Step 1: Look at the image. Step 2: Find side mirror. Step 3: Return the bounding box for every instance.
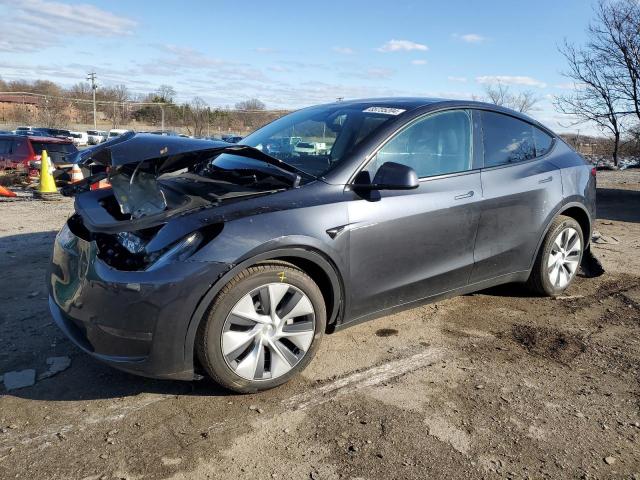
[352,161,419,190]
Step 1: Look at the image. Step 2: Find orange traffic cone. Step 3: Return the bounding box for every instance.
[0,185,17,197]
[90,178,111,190]
[70,164,84,183]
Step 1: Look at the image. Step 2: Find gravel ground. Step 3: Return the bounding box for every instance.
[0,171,639,479]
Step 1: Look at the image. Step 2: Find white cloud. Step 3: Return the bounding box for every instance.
[0,0,136,52]
[333,46,355,55]
[268,65,290,73]
[476,75,547,88]
[411,59,427,65]
[346,67,395,80]
[255,47,277,54]
[454,33,486,44]
[448,76,468,82]
[377,39,428,52]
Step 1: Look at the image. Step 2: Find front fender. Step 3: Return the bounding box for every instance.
[182,242,347,372]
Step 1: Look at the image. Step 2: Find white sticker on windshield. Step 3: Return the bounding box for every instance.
[363,106,406,115]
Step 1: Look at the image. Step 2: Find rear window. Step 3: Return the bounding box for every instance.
[87,130,98,135]
[31,141,77,163]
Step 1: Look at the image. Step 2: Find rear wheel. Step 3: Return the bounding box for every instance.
[196,263,326,393]
[527,215,584,297]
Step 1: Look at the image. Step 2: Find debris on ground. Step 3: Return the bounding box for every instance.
[2,369,36,391]
[37,356,72,380]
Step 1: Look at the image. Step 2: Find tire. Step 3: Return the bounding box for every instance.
[196,262,326,393]
[527,215,584,297]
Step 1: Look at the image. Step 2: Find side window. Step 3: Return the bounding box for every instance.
[0,140,11,155]
[481,111,535,166]
[366,110,473,178]
[481,111,555,167]
[533,126,553,156]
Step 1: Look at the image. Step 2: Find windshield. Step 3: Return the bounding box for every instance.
[224,105,400,177]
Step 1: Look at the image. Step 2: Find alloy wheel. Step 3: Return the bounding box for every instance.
[221,283,316,381]
[547,227,581,289]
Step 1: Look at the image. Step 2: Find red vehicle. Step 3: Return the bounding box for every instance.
[0,134,78,172]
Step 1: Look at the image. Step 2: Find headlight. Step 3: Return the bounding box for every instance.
[145,232,203,271]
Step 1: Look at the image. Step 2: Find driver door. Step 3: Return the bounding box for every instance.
[345,109,482,320]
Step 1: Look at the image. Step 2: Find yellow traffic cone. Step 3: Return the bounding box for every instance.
[36,149,60,200]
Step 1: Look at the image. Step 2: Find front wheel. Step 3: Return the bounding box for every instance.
[196,263,326,393]
[527,215,584,297]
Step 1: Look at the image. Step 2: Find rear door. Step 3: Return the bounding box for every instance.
[470,110,561,283]
[346,109,483,319]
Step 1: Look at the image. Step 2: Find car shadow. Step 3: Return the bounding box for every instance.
[0,230,232,401]
[2,184,631,401]
[596,187,640,223]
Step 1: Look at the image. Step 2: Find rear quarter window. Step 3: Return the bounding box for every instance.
[533,127,553,156]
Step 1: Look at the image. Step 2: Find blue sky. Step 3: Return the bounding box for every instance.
[0,0,596,131]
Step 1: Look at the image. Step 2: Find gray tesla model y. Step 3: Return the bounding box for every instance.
[48,98,596,392]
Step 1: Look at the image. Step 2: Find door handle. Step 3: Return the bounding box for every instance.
[539,176,553,184]
[454,190,474,200]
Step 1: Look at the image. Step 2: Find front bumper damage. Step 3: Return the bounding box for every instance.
[48,216,229,380]
[48,133,303,379]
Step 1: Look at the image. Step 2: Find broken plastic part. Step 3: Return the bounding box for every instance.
[117,232,147,254]
[110,171,167,219]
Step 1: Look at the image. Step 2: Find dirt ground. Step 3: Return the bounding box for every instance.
[0,170,639,480]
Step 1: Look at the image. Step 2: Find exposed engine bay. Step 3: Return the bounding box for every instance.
[64,132,308,271]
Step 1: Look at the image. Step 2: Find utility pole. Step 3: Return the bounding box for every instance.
[87,72,97,129]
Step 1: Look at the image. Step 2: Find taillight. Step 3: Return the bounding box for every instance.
[591,167,597,177]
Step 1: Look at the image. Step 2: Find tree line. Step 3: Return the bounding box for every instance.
[0,78,282,136]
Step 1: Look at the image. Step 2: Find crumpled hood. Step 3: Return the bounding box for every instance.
[75,131,303,176]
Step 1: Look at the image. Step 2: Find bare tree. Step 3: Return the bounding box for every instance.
[588,0,640,122]
[184,97,209,137]
[235,98,265,111]
[101,84,130,128]
[483,83,539,113]
[555,42,624,165]
[155,85,176,104]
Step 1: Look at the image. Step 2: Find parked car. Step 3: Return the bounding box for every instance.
[49,98,595,393]
[22,128,74,140]
[108,128,129,139]
[0,134,78,170]
[86,130,107,145]
[70,131,89,147]
[221,134,243,143]
[293,141,317,155]
[14,127,36,136]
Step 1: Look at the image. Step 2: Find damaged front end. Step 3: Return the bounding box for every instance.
[63,132,300,272]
